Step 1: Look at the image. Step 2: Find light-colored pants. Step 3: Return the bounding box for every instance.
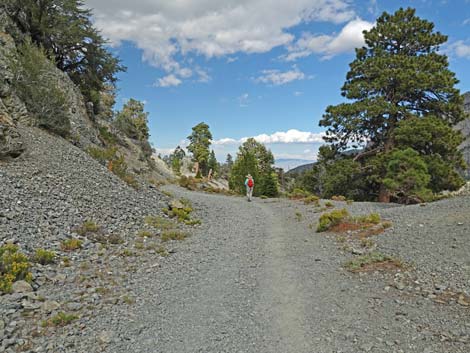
[246,186,253,201]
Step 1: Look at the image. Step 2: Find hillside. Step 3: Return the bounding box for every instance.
[0,10,173,185]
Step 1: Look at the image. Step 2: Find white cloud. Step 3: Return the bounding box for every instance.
[85,0,355,80]
[154,74,182,87]
[212,129,324,145]
[237,93,250,107]
[195,68,211,83]
[294,91,304,96]
[255,67,309,85]
[284,18,374,61]
[153,147,176,156]
[464,18,470,25]
[448,40,470,59]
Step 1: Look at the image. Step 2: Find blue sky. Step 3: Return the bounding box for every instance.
[84,0,470,165]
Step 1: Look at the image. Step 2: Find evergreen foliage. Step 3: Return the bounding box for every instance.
[114,99,149,141]
[187,123,213,177]
[169,146,186,175]
[229,138,279,197]
[2,0,125,110]
[207,150,219,175]
[10,41,70,137]
[318,8,465,202]
[382,148,432,203]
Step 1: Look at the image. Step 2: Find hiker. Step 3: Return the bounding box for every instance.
[245,174,254,202]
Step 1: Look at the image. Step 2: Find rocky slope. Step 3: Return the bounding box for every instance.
[0,125,176,352]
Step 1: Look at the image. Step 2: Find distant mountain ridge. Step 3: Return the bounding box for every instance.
[274,159,315,171]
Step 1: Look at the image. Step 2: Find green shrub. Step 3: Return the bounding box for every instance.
[87,147,139,189]
[122,295,135,304]
[354,213,381,225]
[184,219,201,226]
[324,201,334,208]
[303,195,320,205]
[34,249,56,265]
[331,195,347,201]
[76,220,100,236]
[138,230,153,238]
[62,256,71,267]
[344,252,401,272]
[98,126,118,145]
[179,176,198,190]
[288,188,310,199]
[317,209,350,232]
[10,41,70,137]
[87,146,118,164]
[42,312,78,327]
[161,230,188,242]
[144,216,175,230]
[155,246,169,257]
[61,239,82,251]
[0,244,32,293]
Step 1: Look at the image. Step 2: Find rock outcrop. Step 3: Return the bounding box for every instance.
[0,113,24,160]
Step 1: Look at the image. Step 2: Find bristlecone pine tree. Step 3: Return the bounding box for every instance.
[320,7,465,202]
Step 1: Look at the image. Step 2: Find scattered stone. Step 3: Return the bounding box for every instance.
[11,280,33,293]
[41,300,60,312]
[98,330,113,345]
[458,294,470,306]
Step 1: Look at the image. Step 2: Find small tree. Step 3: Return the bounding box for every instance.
[207,150,219,176]
[229,138,279,197]
[225,154,234,172]
[187,122,212,177]
[114,99,150,141]
[170,146,186,175]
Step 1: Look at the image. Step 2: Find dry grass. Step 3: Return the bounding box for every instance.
[345,252,403,273]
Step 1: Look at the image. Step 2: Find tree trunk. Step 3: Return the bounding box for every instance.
[378,128,395,203]
[378,184,390,203]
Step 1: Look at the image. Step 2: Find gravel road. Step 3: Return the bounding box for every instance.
[102,186,470,353]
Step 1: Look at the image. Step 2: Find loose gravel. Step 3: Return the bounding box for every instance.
[1,127,470,352]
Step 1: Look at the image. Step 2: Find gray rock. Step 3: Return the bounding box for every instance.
[41,300,60,313]
[11,280,33,293]
[65,302,83,311]
[98,330,113,345]
[0,117,24,160]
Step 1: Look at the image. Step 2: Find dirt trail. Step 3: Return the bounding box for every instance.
[103,186,470,353]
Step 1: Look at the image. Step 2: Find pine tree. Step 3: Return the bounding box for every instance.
[169,146,186,175]
[229,138,279,196]
[226,154,234,170]
[319,8,465,202]
[207,150,219,176]
[114,99,150,141]
[187,123,212,177]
